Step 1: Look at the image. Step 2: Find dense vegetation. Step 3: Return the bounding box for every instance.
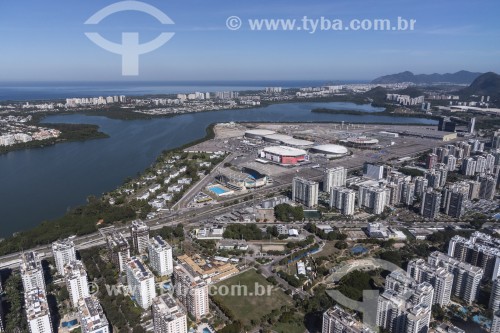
[274,204,304,222]
[80,247,144,331]
[336,270,377,301]
[0,123,108,154]
[0,196,136,255]
[223,224,266,240]
[398,167,425,177]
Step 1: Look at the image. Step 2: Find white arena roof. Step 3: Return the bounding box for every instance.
[262,146,307,157]
[245,129,276,137]
[263,134,294,142]
[346,137,379,145]
[311,144,348,155]
[281,138,315,147]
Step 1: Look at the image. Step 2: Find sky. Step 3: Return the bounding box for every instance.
[0,0,499,81]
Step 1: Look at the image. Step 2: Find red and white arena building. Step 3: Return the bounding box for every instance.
[259,146,308,165]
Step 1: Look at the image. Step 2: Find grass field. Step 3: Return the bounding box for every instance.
[213,269,293,326]
[273,321,307,333]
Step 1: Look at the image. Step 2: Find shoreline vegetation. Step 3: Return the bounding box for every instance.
[0,123,109,154]
[0,123,217,255]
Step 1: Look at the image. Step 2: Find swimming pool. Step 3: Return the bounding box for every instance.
[209,185,229,195]
[203,329,212,333]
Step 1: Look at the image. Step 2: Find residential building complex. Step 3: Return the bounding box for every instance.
[173,265,209,320]
[52,237,77,276]
[105,231,131,273]
[64,260,90,308]
[20,251,46,292]
[329,187,356,216]
[447,232,500,280]
[126,257,156,309]
[152,293,188,333]
[78,296,110,333]
[428,251,483,304]
[292,177,319,208]
[130,219,150,254]
[322,306,374,333]
[420,189,441,219]
[148,235,174,276]
[25,288,53,333]
[324,166,347,193]
[407,259,453,306]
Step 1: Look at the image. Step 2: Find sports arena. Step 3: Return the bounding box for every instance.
[309,144,349,157]
[259,146,308,165]
[341,136,380,148]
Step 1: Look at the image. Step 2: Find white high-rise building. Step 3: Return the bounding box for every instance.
[20,251,46,292]
[490,279,500,311]
[25,288,53,333]
[130,219,150,255]
[428,251,483,304]
[486,154,496,173]
[377,272,433,333]
[461,158,477,176]
[401,181,415,206]
[479,176,496,200]
[358,185,386,215]
[447,232,500,280]
[493,311,500,333]
[445,155,457,172]
[324,167,347,193]
[126,257,156,309]
[329,187,356,216]
[64,260,90,308]
[420,189,441,220]
[148,236,174,276]
[292,177,319,208]
[105,230,130,273]
[405,304,432,333]
[414,176,428,198]
[173,265,209,320]
[52,237,77,276]
[152,293,188,333]
[407,259,453,306]
[78,296,110,333]
[322,306,375,333]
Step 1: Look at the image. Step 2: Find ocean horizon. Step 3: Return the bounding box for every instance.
[0,80,370,101]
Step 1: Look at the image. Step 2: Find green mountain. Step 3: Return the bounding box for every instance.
[460,72,500,98]
[372,70,482,84]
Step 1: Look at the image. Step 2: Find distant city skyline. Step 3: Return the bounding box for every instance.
[0,0,499,81]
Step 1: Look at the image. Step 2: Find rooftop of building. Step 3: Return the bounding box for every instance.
[78,297,109,330]
[21,251,42,272]
[25,288,50,320]
[262,145,307,156]
[150,235,172,251]
[127,257,154,280]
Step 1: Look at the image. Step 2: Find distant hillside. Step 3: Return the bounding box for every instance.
[372,70,482,84]
[460,72,500,98]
